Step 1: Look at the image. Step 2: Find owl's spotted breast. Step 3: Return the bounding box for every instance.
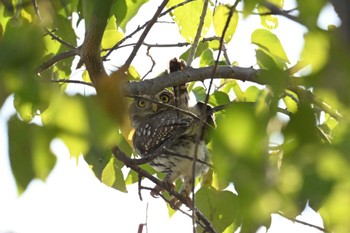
[132,109,192,156]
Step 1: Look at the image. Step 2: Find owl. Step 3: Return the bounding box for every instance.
[129,89,212,206]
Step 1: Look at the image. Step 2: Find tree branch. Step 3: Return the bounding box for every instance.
[186,0,209,66]
[78,0,113,85]
[36,48,79,73]
[262,2,301,24]
[124,65,264,96]
[103,0,194,60]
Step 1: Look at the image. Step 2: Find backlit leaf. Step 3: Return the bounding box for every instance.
[213,4,239,43]
[251,29,289,68]
[8,116,56,193]
[301,31,329,73]
[102,15,124,49]
[196,186,239,233]
[168,0,212,42]
[112,0,149,31]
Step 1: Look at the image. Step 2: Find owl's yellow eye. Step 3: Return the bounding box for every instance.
[159,93,170,103]
[137,100,146,107]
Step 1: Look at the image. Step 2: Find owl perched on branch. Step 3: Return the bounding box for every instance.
[129,59,214,206]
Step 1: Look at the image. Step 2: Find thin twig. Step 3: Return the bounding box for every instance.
[36,48,79,73]
[161,0,194,16]
[187,0,209,67]
[262,2,301,24]
[32,0,76,49]
[103,0,194,60]
[47,79,94,87]
[142,46,156,80]
[121,0,169,72]
[277,212,328,233]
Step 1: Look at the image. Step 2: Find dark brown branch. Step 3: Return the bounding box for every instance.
[78,0,113,84]
[262,2,301,24]
[48,79,94,87]
[121,0,169,72]
[36,48,79,73]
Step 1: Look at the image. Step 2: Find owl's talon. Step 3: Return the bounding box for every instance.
[150,184,163,197]
[169,191,192,209]
[150,182,175,198]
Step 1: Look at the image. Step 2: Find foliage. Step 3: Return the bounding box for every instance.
[1,0,350,232]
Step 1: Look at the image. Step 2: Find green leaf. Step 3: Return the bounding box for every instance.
[300,31,329,73]
[0,18,45,70]
[55,15,76,46]
[41,94,119,158]
[209,91,230,106]
[200,48,214,67]
[192,86,207,102]
[296,0,327,28]
[8,116,56,193]
[256,49,277,69]
[168,0,212,42]
[102,157,127,192]
[242,0,260,17]
[259,10,278,29]
[251,29,289,68]
[85,147,112,180]
[112,0,149,31]
[180,41,209,61]
[196,187,239,233]
[213,4,239,43]
[101,15,124,49]
[283,91,298,113]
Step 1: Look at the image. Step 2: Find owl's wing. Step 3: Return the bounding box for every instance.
[133,112,192,156]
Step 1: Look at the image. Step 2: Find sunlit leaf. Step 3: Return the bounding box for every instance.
[180,41,209,61]
[242,0,260,17]
[8,116,56,193]
[251,29,289,68]
[301,31,329,73]
[168,0,212,42]
[296,0,327,28]
[102,15,124,49]
[213,4,239,43]
[283,91,298,113]
[102,157,127,192]
[200,48,214,67]
[196,186,239,233]
[259,0,284,29]
[112,0,149,31]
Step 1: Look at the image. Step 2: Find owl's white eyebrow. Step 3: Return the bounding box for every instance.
[130,94,198,119]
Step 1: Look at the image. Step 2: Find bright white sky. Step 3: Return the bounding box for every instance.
[0,1,341,233]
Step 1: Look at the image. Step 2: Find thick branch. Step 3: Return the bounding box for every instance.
[124,65,263,95]
[78,0,113,85]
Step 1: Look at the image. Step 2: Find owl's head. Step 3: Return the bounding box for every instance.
[129,90,175,128]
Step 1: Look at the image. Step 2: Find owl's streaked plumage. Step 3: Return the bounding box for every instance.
[129,89,211,205]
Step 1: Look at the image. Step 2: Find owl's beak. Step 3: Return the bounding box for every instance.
[151,103,158,112]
